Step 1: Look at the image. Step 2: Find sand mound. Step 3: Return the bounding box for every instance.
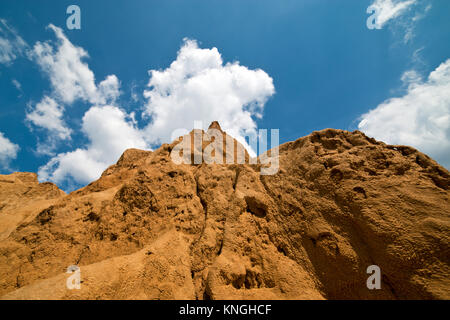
[0,124,448,299]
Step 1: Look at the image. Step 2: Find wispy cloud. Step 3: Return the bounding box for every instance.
[369,0,416,27]
[0,18,28,65]
[11,79,22,91]
[367,0,431,42]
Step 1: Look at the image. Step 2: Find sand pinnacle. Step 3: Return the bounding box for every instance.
[208,121,223,132]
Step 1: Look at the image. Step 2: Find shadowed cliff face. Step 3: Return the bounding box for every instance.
[0,123,449,300]
[0,172,65,241]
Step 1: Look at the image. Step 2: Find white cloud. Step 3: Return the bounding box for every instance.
[28,25,147,186]
[400,70,422,85]
[37,37,275,187]
[130,81,140,103]
[142,39,275,155]
[11,79,22,91]
[0,18,27,65]
[31,24,119,105]
[28,25,147,185]
[358,59,450,169]
[98,75,121,104]
[27,25,122,155]
[39,105,148,185]
[369,0,416,28]
[367,0,432,42]
[26,96,72,140]
[0,132,19,169]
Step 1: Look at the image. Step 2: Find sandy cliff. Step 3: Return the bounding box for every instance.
[0,122,448,299]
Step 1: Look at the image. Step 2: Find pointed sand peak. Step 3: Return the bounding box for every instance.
[208,121,223,132]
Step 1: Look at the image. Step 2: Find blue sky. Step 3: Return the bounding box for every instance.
[0,0,449,191]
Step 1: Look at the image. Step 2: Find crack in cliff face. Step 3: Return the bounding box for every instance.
[190,174,208,251]
[75,245,90,265]
[232,166,241,191]
[382,274,399,299]
[15,266,23,289]
[188,168,232,300]
[189,173,211,299]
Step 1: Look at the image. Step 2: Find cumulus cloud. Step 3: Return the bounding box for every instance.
[142,39,275,155]
[36,37,274,188]
[39,105,148,185]
[31,24,120,105]
[0,18,27,65]
[26,25,147,186]
[0,132,19,169]
[98,75,121,104]
[358,59,450,169]
[26,96,72,140]
[27,25,122,155]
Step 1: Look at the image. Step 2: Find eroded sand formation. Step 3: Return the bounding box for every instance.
[0,122,449,300]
